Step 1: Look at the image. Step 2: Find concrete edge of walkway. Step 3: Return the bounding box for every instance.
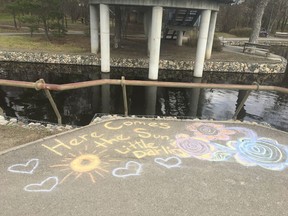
[1,115,287,156]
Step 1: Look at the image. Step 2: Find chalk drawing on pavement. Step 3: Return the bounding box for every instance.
[24,176,59,193]
[6,120,288,197]
[51,148,119,184]
[186,123,236,141]
[176,123,288,171]
[7,159,39,174]
[154,157,182,169]
[176,136,234,162]
[227,137,288,171]
[112,161,143,178]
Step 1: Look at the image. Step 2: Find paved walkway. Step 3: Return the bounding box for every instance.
[223,44,285,62]
[1,118,288,215]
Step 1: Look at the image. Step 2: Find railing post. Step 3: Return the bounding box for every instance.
[36,79,62,125]
[121,76,128,116]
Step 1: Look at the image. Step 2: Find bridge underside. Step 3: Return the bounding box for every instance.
[89,0,227,10]
[89,0,232,78]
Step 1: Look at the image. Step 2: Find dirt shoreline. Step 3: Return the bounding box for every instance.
[0,124,58,152]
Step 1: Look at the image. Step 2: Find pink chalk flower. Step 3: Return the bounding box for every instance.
[186,123,236,141]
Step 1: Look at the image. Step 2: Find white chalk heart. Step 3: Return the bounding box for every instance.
[112,161,142,178]
[7,159,39,174]
[154,157,182,169]
[24,176,59,192]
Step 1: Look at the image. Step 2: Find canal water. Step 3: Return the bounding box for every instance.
[0,59,287,131]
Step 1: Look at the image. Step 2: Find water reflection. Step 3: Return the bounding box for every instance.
[188,77,202,117]
[101,73,111,113]
[235,90,248,121]
[0,62,288,132]
[145,86,157,115]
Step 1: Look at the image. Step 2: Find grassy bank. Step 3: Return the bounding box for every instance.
[0,35,90,53]
[215,32,238,38]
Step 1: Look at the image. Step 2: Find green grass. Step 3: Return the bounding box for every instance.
[0,35,90,53]
[215,32,238,38]
[0,13,14,25]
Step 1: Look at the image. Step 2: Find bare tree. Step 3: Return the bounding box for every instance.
[249,0,270,43]
[114,6,122,48]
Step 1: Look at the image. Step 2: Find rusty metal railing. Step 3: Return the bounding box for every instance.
[1,76,288,124]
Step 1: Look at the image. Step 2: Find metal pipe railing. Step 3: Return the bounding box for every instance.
[1,78,288,94]
[1,77,288,124]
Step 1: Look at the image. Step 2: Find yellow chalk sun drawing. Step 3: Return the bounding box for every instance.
[50,148,119,184]
[70,154,101,173]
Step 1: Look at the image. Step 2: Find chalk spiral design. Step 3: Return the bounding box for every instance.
[237,139,285,164]
[197,125,218,136]
[186,123,236,141]
[177,138,214,159]
[212,151,232,161]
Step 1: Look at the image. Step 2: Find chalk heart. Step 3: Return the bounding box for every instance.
[7,159,39,174]
[24,176,59,193]
[112,161,142,178]
[154,157,182,169]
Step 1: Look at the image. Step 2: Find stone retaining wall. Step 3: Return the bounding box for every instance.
[0,50,286,73]
[222,40,288,47]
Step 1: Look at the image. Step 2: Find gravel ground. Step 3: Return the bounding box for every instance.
[0,113,72,152]
[0,124,58,152]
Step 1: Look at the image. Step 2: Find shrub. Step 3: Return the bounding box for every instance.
[229,28,252,37]
[185,30,198,47]
[212,36,222,52]
[49,22,66,37]
[185,30,222,52]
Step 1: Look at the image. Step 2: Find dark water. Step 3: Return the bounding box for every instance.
[0,60,288,131]
[0,45,287,130]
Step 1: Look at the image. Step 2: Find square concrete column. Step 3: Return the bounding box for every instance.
[90,5,99,54]
[148,6,163,80]
[177,31,183,46]
[100,4,110,72]
[206,11,218,60]
[194,9,211,78]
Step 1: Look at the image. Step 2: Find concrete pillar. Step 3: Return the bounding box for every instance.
[148,6,163,80]
[194,10,211,78]
[90,5,99,54]
[206,11,218,60]
[176,31,183,46]
[100,4,110,72]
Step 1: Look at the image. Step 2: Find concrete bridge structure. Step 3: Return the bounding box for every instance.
[89,0,235,79]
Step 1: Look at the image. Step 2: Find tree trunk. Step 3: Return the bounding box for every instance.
[13,12,18,30]
[267,1,281,33]
[281,17,286,31]
[249,0,270,43]
[43,19,50,41]
[114,6,122,49]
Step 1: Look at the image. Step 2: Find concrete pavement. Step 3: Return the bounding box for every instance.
[1,117,288,216]
[223,45,285,62]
